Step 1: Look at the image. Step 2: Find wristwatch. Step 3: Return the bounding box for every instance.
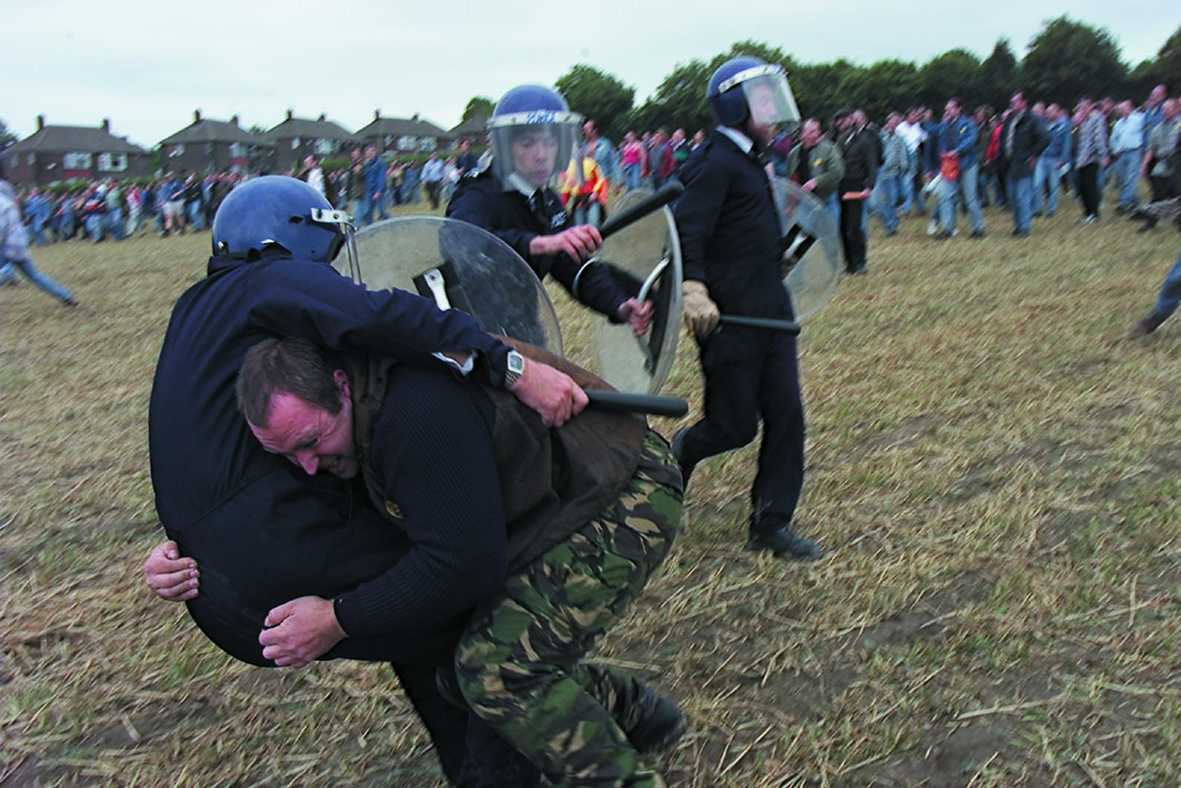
[503,350,526,388]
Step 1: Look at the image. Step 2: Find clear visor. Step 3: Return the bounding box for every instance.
[489,112,581,191]
[740,70,801,131]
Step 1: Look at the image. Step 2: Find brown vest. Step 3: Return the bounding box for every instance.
[345,340,647,573]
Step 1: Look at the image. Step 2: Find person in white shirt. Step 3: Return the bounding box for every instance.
[1110,100,1146,211]
[896,108,927,215]
[302,155,326,198]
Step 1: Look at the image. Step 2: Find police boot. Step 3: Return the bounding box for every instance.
[747,517,823,560]
[625,684,688,754]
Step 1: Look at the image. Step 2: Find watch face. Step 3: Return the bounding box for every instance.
[508,352,525,374]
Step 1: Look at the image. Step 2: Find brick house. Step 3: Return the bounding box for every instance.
[264,111,359,173]
[355,110,451,155]
[0,116,151,186]
[158,110,274,175]
[447,114,489,148]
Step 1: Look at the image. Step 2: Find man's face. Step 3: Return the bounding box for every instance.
[249,376,357,479]
[801,120,821,147]
[582,121,596,141]
[511,128,559,188]
[365,146,377,161]
[944,101,959,120]
[1149,85,1166,106]
[1164,99,1178,120]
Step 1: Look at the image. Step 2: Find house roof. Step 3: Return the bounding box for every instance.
[356,114,450,139]
[448,115,489,139]
[265,114,358,142]
[8,124,147,155]
[160,115,273,147]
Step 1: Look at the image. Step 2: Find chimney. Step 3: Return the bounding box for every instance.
[194,109,202,124]
[230,114,239,126]
[286,109,294,121]
[318,113,326,122]
[412,113,419,121]
[36,114,45,131]
[101,118,111,133]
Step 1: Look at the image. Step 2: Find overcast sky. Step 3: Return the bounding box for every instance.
[1,1,1173,147]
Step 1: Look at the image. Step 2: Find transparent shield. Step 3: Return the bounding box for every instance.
[770,177,842,322]
[589,188,683,394]
[332,216,563,353]
[743,72,801,131]
[489,122,579,192]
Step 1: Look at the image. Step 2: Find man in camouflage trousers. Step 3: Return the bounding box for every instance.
[234,337,686,787]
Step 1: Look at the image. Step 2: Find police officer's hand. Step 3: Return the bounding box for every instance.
[511,359,589,427]
[143,540,199,602]
[618,298,654,335]
[529,225,603,262]
[682,280,720,338]
[260,596,346,668]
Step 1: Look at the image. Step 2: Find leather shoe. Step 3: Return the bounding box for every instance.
[670,427,696,489]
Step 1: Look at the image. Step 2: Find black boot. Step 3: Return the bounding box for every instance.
[747,518,823,560]
[624,684,688,754]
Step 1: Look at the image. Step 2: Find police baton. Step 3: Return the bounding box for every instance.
[598,182,684,240]
[717,314,800,335]
[583,390,688,418]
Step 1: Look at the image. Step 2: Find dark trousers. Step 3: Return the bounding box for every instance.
[426,181,441,210]
[1078,162,1101,218]
[680,328,805,527]
[839,197,866,272]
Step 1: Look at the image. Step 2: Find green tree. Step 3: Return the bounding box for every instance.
[791,60,861,127]
[978,39,1020,110]
[555,65,635,141]
[837,60,920,120]
[918,49,983,109]
[462,96,494,122]
[0,118,17,150]
[627,58,713,135]
[1023,16,1127,105]
[1154,25,1181,95]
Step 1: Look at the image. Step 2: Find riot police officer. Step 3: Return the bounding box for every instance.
[447,84,652,335]
[672,56,823,560]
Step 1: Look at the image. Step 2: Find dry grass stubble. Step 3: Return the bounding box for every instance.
[2,200,1180,786]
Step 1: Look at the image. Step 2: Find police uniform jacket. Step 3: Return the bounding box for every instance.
[149,252,514,665]
[675,129,791,336]
[447,169,630,321]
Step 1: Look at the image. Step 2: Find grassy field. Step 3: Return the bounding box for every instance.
[2,197,1180,787]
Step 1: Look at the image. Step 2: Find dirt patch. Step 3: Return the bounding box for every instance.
[755,665,860,720]
[848,572,995,654]
[948,440,1065,502]
[0,756,96,787]
[80,702,211,750]
[861,415,941,453]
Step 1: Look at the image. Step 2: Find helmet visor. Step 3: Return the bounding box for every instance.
[489,110,582,190]
[731,66,801,131]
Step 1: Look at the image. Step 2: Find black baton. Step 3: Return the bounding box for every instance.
[717,315,801,335]
[599,183,684,240]
[584,390,688,418]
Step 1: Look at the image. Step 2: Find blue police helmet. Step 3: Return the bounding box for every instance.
[211,175,344,263]
[493,84,570,116]
[488,85,583,190]
[708,55,769,127]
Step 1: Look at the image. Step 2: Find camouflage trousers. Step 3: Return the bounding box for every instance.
[454,430,683,787]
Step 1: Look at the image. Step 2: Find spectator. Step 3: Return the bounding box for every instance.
[896,108,927,215]
[1034,103,1071,218]
[869,112,907,236]
[787,118,845,222]
[301,155,326,198]
[581,119,620,186]
[1075,97,1110,224]
[455,138,479,179]
[837,109,877,274]
[422,153,445,210]
[1000,91,1049,237]
[1110,100,1147,212]
[620,131,644,191]
[935,97,985,239]
[1138,98,1180,231]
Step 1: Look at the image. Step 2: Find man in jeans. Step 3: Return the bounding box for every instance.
[1000,92,1049,238]
[1034,104,1071,217]
[0,166,77,306]
[869,112,907,236]
[936,97,986,239]
[1110,100,1146,212]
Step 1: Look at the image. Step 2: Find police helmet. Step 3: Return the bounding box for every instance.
[708,56,801,133]
[488,85,583,191]
[211,175,345,263]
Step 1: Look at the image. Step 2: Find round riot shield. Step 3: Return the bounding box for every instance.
[770,177,842,322]
[333,216,563,354]
[588,188,683,394]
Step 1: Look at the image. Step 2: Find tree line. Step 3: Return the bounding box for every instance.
[463,16,1181,142]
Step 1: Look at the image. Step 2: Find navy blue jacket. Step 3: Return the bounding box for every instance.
[446,170,629,321]
[674,130,790,320]
[149,253,510,665]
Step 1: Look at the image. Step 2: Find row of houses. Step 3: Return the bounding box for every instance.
[1,109,488,187]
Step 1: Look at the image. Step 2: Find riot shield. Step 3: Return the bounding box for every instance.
[587,188,683,394]
[770,177,842,322]
[332,216,563,354]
